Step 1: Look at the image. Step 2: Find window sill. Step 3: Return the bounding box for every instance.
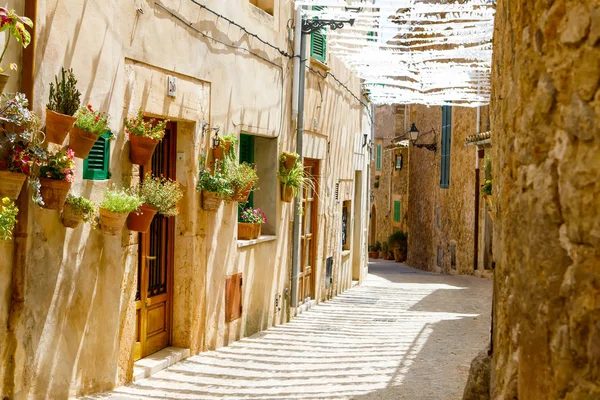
[309,58,330,73]
[237,235,277,248]
[341,250,351,257]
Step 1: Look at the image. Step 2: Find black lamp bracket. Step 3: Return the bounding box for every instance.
[302,18,355,34]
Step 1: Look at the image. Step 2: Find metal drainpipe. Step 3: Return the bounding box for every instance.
[290,19,306,309]
[473,74,482,271]
[291,6,302,121]
[5,0,36,396]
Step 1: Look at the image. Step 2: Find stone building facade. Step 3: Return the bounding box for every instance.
[489,0,600,398]
[0,0,370,398]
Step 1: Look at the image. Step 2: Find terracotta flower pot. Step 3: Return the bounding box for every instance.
[62,204,84,229]
[46,109,76,144]
[212,140,232,160]
[232,184,253,203]
[127,203,158,233]
[99,208,129,236]
[202,191,223,211]
[283,153,299,169]
[0,170,27,200]
[281,184,294,203]
[238,222,261,240]
[39,178,71,210]
[393,248,407,262]
[0,73,8,94]
[69,127,99,158]
[369,251,378,259]
[129,134,159,165]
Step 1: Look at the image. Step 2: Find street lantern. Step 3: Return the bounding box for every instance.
[409,123,419,141]
[212,132,221,148]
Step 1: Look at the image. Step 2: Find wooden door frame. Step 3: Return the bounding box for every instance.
[134,121,177,360]
[300,158,319,303]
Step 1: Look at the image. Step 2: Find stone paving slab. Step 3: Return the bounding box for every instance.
[83,261,492,400]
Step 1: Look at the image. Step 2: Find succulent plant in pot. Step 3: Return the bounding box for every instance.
[62,194,97,229]
[38,148,75,210]
[0,8,33,93]
[0,197,18,241]
[70,104,110,158]
[238,206,266,240]
[46,68,81,144]
[128,173,184,233]
[125,109,168,165]
[99,188,143,236]
[229,162,258,203]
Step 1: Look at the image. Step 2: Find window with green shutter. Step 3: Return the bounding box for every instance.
[376,144,382,171]
[83,131,111,180]
[393,200,401,223]
[238,134,255,219]
[440,105,452,188]
[310,6,327,64]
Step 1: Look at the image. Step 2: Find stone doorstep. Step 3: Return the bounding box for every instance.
[290,299,317,317]
[133,347,190,382]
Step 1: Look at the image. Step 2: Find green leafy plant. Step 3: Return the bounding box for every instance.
[228,162,258,195]
[65,194,97,226]
[277,156,304,198]
[0,7,33,74]
[0,197,18,240]
[40,148,75,182]
[197,168,232,197]
[382,241,389,254]
[125,108,168,140]
[239,207,266,224]
[372,241,382,252]
[100,188,143,213]
[47,68,81,116]
[388,230,408,251]
[0,92,38,129]
[220,133,238,161]
[74,104,110,136]
[139,173,183,216]
[482,154,492,196]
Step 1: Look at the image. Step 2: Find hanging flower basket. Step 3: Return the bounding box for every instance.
[212,140,232,160]
[281,184,293,203]
[129,134,159,165]
[69,127,99,158]
[127,203,158,233]
[282,152,299,169]
[45,109,75,144]
[39,178,71,210]
[99,208,129,236]
[202,191,223,211]
[62,203,84,229]
[0,170,27,200]
[232,184,253,203]
[238,222,261,240]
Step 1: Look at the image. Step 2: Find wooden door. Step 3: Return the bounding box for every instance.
[134,121,176,360]
[299,159,319,304]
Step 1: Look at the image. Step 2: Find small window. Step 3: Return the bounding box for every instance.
[395,153,403,171]
[376,144,382,171]
[325,257,333,287]
[342,200,351,250]
[450,243,457,270]
[249,0,274,15]
[83,131,111,180]
[440,105,452,188]
[393,200,401,223]
[225,273,243,322]
[310,6,327,64]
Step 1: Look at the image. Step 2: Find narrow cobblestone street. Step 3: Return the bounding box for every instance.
[86,262,492,400]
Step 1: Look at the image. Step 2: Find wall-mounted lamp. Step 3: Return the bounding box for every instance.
[407,123,437,152]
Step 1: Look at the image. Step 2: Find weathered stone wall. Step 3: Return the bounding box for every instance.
[490,0,600,398]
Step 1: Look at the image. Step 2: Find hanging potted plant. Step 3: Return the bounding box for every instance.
[98,188,143,236]
[277,154,303,203]
[238,207,266,240]
[45,68,81,144]
[70,104,110,158]
[0,197,18,241]
[128,173,183,232]
[281,151,299,169]
[38,148,75,210]
[62,194,97,229]
[229,162,258,203]
[196,159,232,212]
[212,133,238,161]
[0,8,33,93]
[125,109,168,165]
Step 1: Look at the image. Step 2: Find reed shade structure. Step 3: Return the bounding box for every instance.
[295,0,495,107]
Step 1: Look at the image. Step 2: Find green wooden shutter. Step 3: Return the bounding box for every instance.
[238,134,255,218]
[376,144,382,171]
[393,200,401,223]
[83,131,111,180]
[310,6,327,63]
[440,106,452,188]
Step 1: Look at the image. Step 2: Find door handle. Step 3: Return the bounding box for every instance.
[145,299,150,307]
[146,256,157,260]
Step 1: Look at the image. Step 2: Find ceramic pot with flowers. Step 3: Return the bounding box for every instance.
[38,148,75,210]
[46,68,81,144]
[0,142,41,200]
[237,207,266,240]
[70,104,110,158]
[125,109,168,165]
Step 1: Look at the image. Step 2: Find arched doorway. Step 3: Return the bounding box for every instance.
[369,204,377,245]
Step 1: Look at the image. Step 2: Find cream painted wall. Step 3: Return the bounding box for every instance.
[0,0,370,398]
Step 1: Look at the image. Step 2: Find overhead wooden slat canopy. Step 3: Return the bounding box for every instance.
[295,0,495,107]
